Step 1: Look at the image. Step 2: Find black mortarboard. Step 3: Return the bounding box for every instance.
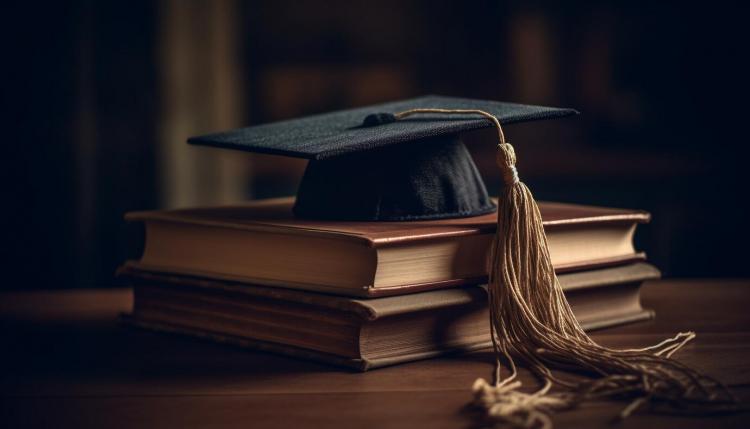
[188,95,576,221]
[186,95,734,424]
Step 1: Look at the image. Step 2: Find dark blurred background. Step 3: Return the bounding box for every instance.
[3,0,749,290]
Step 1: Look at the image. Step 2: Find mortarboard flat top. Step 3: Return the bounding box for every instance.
[187,95,577,160]
[187,95,577,221]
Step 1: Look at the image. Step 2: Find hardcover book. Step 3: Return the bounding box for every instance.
[121,262,660,371]
[126,197,649,297]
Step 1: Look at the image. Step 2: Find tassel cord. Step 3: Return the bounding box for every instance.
[390,108,744,428]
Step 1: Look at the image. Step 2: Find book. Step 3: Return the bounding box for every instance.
[121,262,660,371]
[126,197,649,297]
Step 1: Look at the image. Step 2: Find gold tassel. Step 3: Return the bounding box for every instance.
[392,108,741,428]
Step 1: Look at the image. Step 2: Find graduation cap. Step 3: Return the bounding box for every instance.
[188,95,575,221]
[189,96,736,426]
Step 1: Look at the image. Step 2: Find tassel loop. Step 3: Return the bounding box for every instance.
[496,143,519,186]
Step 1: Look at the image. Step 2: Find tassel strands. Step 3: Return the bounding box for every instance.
[390,108,741,428]
[479,127,740,429]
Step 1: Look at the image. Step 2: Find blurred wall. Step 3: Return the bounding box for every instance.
[4,0,749,289]
[158,0,250,208]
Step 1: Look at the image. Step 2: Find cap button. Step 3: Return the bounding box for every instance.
[362,112,397,127]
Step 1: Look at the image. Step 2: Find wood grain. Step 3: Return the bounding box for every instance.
[1,279,749,428]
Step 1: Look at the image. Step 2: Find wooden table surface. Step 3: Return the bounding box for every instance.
[1,280,749,428]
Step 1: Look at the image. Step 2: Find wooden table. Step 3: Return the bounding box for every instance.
[1,280,749,428]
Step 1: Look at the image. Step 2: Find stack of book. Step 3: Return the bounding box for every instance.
[119,197,659,371]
